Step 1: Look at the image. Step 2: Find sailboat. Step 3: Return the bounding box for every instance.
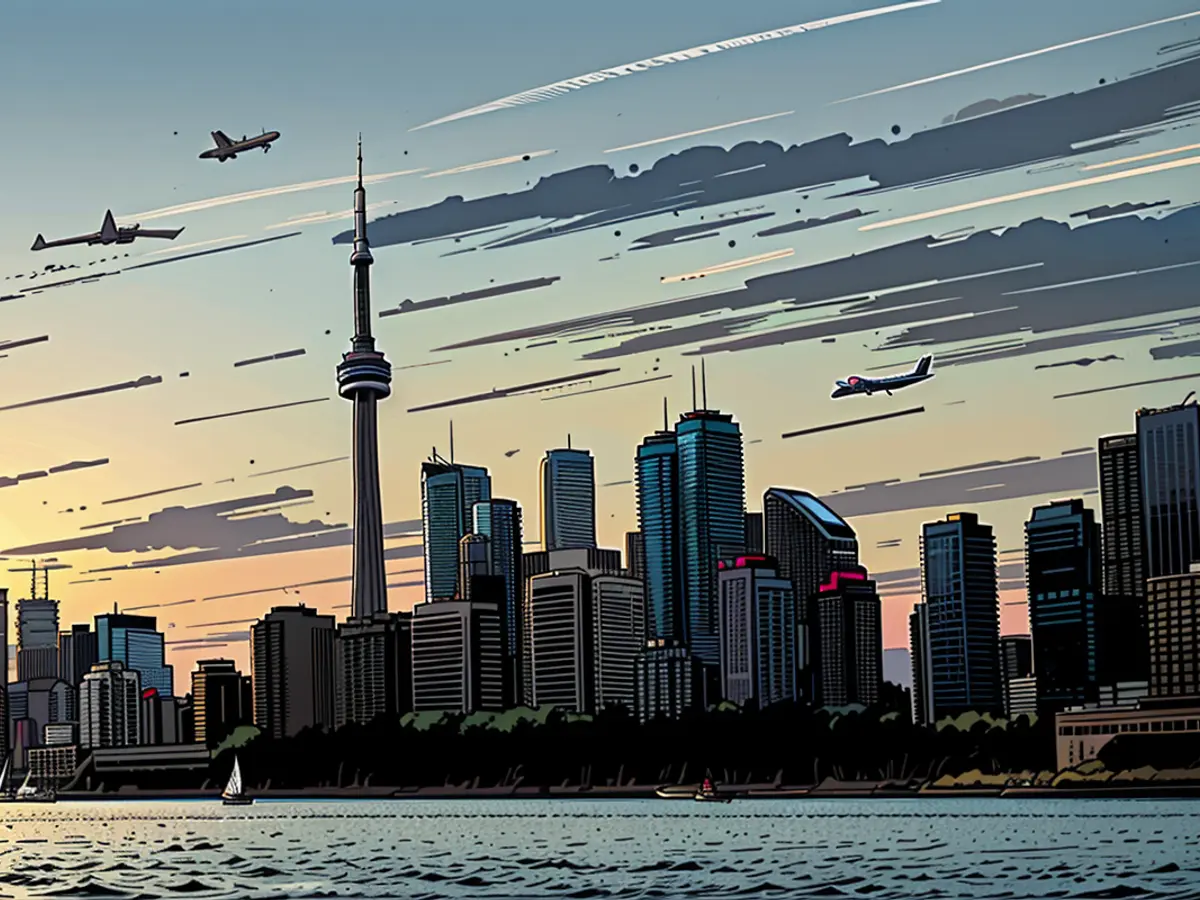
[0,757,12,801]
[221,754,253,806]
[11,768,56,803]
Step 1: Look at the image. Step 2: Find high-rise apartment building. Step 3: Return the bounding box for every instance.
[191,659,251,747]
[1099,433,1145,599]
[338,612,412,726]
[1025,499,1101,713]
[540,446,597,551]
[252,605,338,740]
[636,429,683,644]
[411,600,504,714]
[473,498,524,704]
[422,457,492,601]
[1146,564,1200,699]
[17,598,59,682]
[79,660,140,749]
[920,512,1002,717]
[58,623,99,688]
[810,566,882,708]
[717,555,796,708]
[1137,401,1200,580]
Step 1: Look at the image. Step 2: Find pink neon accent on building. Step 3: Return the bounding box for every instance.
[819,570,867,593]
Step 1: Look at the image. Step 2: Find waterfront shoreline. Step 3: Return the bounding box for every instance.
[52,782,1200,802]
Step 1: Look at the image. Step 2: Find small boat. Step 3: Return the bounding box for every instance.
[221,754,253,806]
[0,757,13,801]
[694,778,732,803]
[10,768,56,803]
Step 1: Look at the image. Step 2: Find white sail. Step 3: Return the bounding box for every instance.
[222,756,243,799]
[0,757,9,793]
[16,770,34,799]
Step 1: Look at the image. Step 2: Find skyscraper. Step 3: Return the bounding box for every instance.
[0,588,8,760]
[625,530,645,582]
[474,498,524,705]
[1000,634,1037,718]
[810,566,882,708]
[540,445,597,551]
[909,603,933,725]
[1137,400,1200,580]
[676,408,746,669]
[1025,499,1101,713]
[636,429,682,643]
[763,488,859,699]
[251,606,338,740]
[95,613,173,697]
[1146,565,1200,699]
[337,612,412,726]
[337,139,392,621]
[920,512,1002,717]
[191,659,252,747]
[717,555,796,708]
[1099,433,1145,599]
[58,623,99,687]
[411,600,504,713]
[17,598,59,682]
[422,457,493,602]
[744,512,764,554]
[79,660,140,749]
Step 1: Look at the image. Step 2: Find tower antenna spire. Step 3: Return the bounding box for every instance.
[662,396,668,431]
[701,358,708,410]
[449,419,455,464]
[691,366,697,411]
[567,432,572,450]
[356,133,363,189]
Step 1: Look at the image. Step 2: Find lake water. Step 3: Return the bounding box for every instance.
[0,799,1197,899]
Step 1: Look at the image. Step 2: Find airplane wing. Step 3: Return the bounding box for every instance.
[135,227,185,240]
[212,130,233,148]
[30,232,95,251]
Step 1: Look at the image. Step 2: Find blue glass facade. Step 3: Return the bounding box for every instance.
[540,448,597,550]
[1026,499,1101,713]
[474,497,524,702]
[676,411,746,668]
[422,460,492,602]
[95,613,174,698]
[636,431,682,643]
[1137,403,1200,579]
[920,513,1001,717]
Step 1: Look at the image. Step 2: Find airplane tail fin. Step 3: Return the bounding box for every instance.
[212,130,233,148]
[914,354,933,376]
[100,210,119,242]
[31,234,46,251]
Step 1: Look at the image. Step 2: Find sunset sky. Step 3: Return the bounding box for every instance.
[2,0,1199,691]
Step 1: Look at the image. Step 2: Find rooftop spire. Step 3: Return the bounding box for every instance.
[356,133,363,189]
[350,135,373,339]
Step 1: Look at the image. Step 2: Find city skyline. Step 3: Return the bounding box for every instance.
[3,0,1200,692]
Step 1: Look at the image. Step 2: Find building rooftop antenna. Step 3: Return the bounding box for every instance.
[701,358,708,411]
[662,396,668,432]
[691,366,697,411]
[449,420,455,465]
[567,433,572,450]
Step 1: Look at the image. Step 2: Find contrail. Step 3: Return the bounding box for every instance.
[661,248,794,284]
[833,10,1200,104]
[424,149,557,178]
[411,0,940,131]
[128,168,426,221]
[604,111,794,154]
[860,153,1200,232]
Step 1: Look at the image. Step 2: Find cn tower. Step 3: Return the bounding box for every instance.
[337,138,392,620]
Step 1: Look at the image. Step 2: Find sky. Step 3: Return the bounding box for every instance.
[2,0,1199,692]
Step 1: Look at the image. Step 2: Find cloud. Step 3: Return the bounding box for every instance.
[860,153,1200,233]
[202,566,422,603]
[3,484,424,573]
[1082,143,1200,173]
[423,150,557,179]
[143,235,250,257]
[174,397,329,427]
[0,375,161,415]
[438,205,1200,373]
[340,55,1200,253]
[782,406,925,440]
[411,1,939,130]
[0,335,49,356]
[233,348,306,368]
[127,169,426,221]
[407,369,621,413]
[265,201,398,230]
[0,458,109,490]
[834,10,1200,103]
[661,249,793,284]
[245,456,348,479]
[820,453,1097,519]
[541,373,673,402]
[942,95,1046,124]
[1054,370,1200,400]
[122,233,301,271]
[604,112,796,154]
[1034,354,1122,370]
[379,276,561,318]
[755,209,874,237]
[1070,201,1170,220]
[630,212,775,250]
[102,483,205,506]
